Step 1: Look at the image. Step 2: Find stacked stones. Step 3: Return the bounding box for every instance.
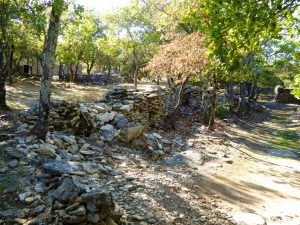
[18,100,81,132]
[183,85,202,109]
[274,85,300,104]
[5,130,122,224]
[104,87,166,128]
[146,92,166,127]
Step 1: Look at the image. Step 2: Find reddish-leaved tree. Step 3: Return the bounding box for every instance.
[145,32,209,128]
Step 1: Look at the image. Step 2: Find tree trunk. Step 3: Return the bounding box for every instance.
[165,75,190,130]
[87,68,91,75]
[31,0,64,140]
[250,74,260,101]
[202,81,210,125]
[133,50,138,88]
[174,75,189,112]
[7,44,14,85]
[237,82,248,116]
[208,73,217,131]
[227,79,234,112]
[30,57,34,76]
[58,63,63,80]
[0,49,7,109]
[36,57,39,76]
[0,0,9,108]
[74,62,80,82]
[69,65,75,82]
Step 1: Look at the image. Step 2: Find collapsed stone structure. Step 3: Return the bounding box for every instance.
[274,85,300,104]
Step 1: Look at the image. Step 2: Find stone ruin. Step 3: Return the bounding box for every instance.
[274,85,300,104]
[1,85,234,224]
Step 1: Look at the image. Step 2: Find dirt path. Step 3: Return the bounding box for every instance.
[154,102,300,225]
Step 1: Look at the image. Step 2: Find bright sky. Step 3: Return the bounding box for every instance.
[76,0,131,13]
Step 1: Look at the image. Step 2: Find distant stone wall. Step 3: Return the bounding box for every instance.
[274,85,300,104]
[18,85,232,141]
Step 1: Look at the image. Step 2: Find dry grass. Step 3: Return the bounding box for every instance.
[6,82,109,111]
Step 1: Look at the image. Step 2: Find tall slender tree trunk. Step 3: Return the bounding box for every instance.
[165,75,190,130]
[208,73,217,131]
[250,74,260,101]
[58,63,63,80]
[237,82,248,116]
[227,79,234,112]
[74,62,80,82]
[36,57,39,76]
[174,75,189,112]
[202,80,210,125]
[0,49,7,109]
[133,49,138,88]
[69,65,75,82]
[0,0,9,108]
[31,0,64,140]
[7,44,14,85]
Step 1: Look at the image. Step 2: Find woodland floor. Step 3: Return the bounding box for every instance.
[0,83,300,225]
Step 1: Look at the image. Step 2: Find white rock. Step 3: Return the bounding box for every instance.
[62,135,77,145]
[233,212,266,225]
[19,192,32,201]
[79,104,89,114]
[119,104,133,112]
[96,112,115,123]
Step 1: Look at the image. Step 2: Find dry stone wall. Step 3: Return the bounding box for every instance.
[274,85,300,104]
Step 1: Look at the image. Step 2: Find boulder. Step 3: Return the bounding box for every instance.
[49,177,80,204]
[42,160,75,176]
[119,124,144,143]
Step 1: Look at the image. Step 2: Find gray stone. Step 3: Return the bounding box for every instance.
[96,112,115,123]
[114,114,128,128]
[33,205,46,214]
[8,159,18,168]
[100,124,116,142]
[32,144,56,157]
[79,104,89,114]
[34,182,46,193]
[119,124,144,143]
[82,191,114,220]
[19,192,32,201]
[119,104,133,112]
[63,214,87,224]
[87,212,100,223]
[49,177,80,203]
[68,206,86,216]
[62,135,77,145]
[0,209,26,219]
[25,135,37,143]
[42,160,75,176]
[66,203,81,212]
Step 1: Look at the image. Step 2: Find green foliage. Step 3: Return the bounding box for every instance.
[258,69,284,87]
[292,74,300,99]
[216,103,230,119]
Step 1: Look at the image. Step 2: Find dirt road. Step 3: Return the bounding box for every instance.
[158,102,300,225]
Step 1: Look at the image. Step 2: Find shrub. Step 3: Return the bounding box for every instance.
[216,103,230,119]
